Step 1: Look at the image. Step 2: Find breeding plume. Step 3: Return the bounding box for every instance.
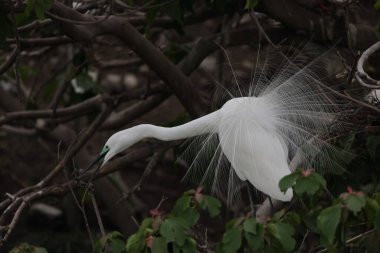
[96,49,342,202]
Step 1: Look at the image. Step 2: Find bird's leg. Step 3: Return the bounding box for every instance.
[246,183,256,217]
[268,197,274,217]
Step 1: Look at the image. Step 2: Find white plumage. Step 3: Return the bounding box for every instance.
[218,97,293,201]
[100,49,342,203]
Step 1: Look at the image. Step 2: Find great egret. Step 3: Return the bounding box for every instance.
[94,49,343,202]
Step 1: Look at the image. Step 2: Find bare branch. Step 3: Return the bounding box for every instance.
[6,36,72,48]
[355,41,380,89]
[101,93,170,130]
[0,46,18,75]
[117,150,164,204]
[49,1,208,117]
[257,0,378,50]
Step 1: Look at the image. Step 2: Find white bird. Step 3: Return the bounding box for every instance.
[96,49,343,202]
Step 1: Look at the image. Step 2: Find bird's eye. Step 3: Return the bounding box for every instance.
[100,145,110,155]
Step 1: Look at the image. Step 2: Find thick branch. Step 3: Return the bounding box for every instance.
[49,1,208,117]
[101,93,170,130]
[355,41,380,89]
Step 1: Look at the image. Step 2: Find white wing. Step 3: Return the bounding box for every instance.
[218,97,293,201]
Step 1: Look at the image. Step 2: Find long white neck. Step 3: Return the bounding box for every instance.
[122,110,220,145]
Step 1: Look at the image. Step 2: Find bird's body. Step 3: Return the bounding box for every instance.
[99,49,343,203]
[103,96,295,201]
[218,97,293,201]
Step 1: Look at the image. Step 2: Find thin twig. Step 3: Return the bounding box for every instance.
[316,229,375,253]
[0,144,155,245]
[10,13,25,102]
[46,11,111,25]
[298,229,310,252]
[117,150,164,204]
[91,194,106,238]
[0,104,113,216]
[64,169,95,247]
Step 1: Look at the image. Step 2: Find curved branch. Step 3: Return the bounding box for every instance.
[0,46,18,75]
[101,93,170,130]
[355,41,380,89]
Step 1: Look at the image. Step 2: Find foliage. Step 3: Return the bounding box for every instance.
[25,0,53,20]
[126,188,218,253]
[376,0,380,38]
[9,243,47,253]
[94,231,125,253]
[2,0,380,252]
[113,149,380,252]
[244,0,260,10]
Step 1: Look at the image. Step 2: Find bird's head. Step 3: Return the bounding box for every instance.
[85,127,142,173]
[101,132,127,166]
[84,131,131,173]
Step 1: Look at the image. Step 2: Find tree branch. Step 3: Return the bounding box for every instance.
[355,41,380,89]
[0,46,18,75]
[49,1,208,117]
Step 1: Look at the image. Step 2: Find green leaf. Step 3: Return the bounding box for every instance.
[34,3,45,20]
[222,227,242,253]
[317,205,342,245]
[95,231,125,253]
[181,238,197,253]
[25,0,35,17]
[365,198,380,225]
[126,234,145,253]
[302,213,319,233]
[25,0,53,20]
[200,195,221,217]
[225,217,244,230]
[279,172,299,192]
[294,176,320,196]
[72,72,96,94]
[285,211,301,225]
[161,1,182,24]
[159,218,187,246]
[34,248,48,253]
[243,218,257,234]
[245,0,259,9]
[311,172,327,188]
[375,0,380,9]
[10,243,48,253]
[367,135,380,160]
[152,237,168,253]
[0,14,12,47]
[173,195,192,214]
[172,244,181,253]
[139,218,153,232]
[111,238,125,253]
[267,223,296,252]
[375,209,380,232]
[244,223,264,251]
[344,195,366,215]
[145,6,158,29]
[177,208,200,227]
